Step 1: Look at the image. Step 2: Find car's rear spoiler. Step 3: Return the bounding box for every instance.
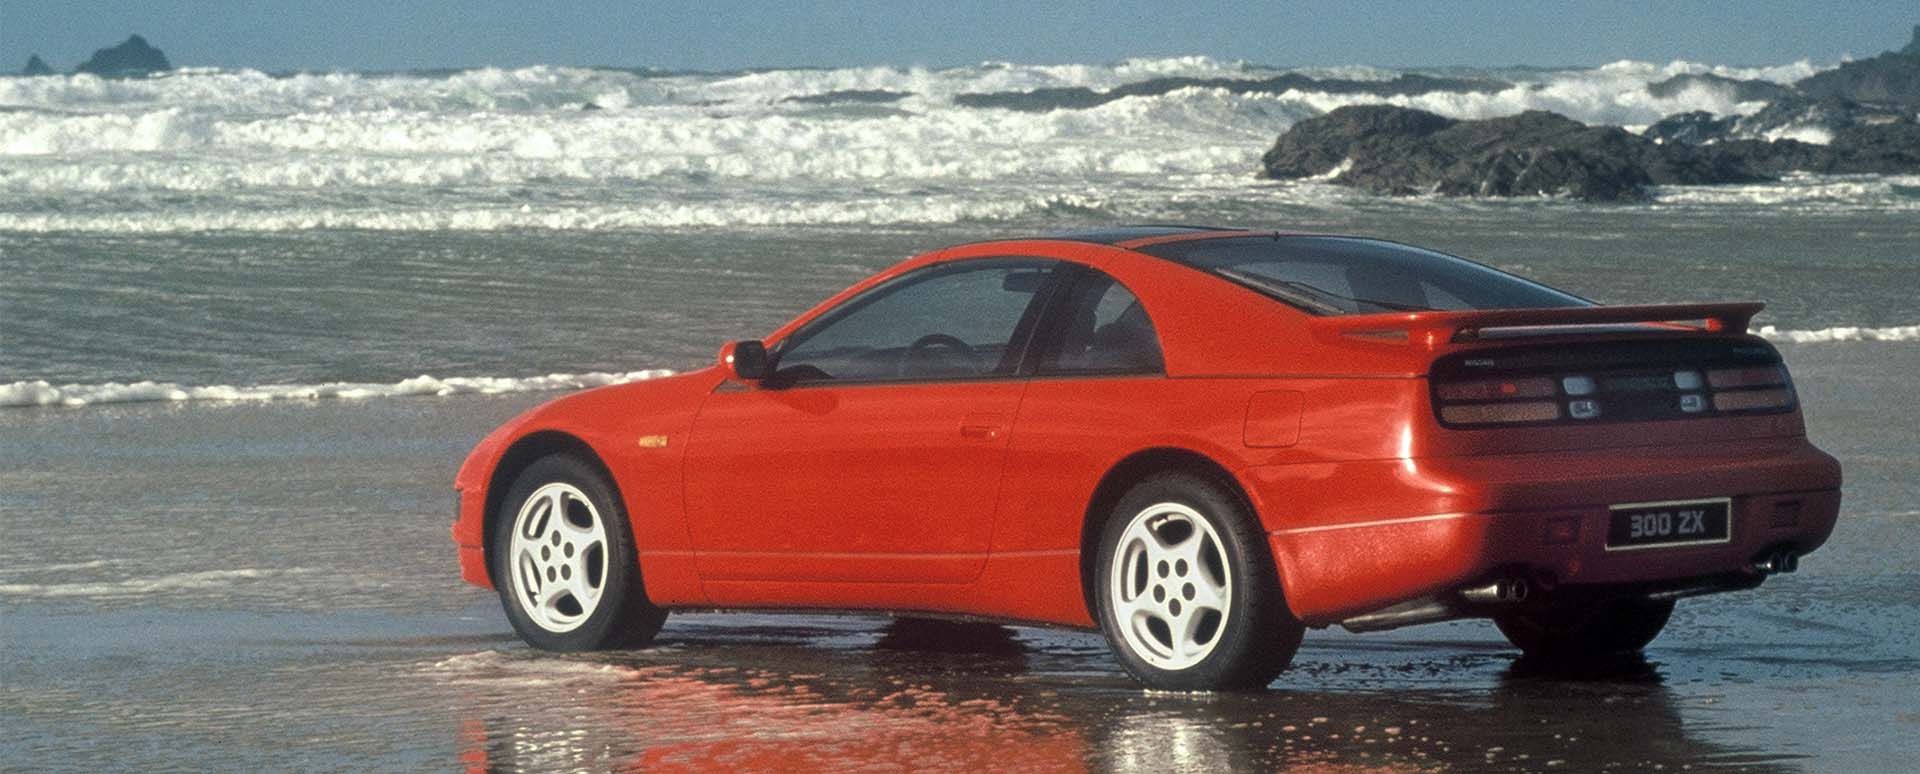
[1311,302,1765,349]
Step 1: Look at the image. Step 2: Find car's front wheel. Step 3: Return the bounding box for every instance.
[1094,472,1303,690]
[490,454,666,651]
[1494,597,1674,660]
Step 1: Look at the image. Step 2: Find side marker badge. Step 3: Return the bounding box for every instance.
[637,435,669,449]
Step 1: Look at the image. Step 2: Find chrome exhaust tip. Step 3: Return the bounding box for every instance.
[1459,577,1529,605]
[1751,550,1800,575]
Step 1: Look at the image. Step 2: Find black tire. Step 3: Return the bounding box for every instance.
[489,454,666,651]
[1494,597,1674,660]
[1093,471,1303,690]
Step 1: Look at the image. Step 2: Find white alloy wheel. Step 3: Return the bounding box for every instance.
[1107,501,1234,670]
[507,482,609,633]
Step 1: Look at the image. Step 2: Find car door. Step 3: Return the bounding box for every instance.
[991,267,1173,559]
[684,258,1059,586]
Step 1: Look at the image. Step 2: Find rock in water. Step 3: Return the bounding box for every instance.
[1794,24,1920,106]
[23,54,55,76]
[76,34,172,77]
[1261,104,1920,203]
[1734,95,1913,139]
[1261,106,1665,202]
[1642,111,1738,146]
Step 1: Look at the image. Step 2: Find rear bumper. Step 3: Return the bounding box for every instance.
[1256,437,1841,623]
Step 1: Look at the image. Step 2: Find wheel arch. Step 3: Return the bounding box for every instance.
[482,430,624,585]
[1078,447,1279,623]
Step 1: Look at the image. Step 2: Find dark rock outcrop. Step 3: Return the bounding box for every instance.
[954,73,1510,112]
[1818,121,1920,172]
[75,34,172,77]
[1263,104,1920,202]
[1263,106,1663,201]
[1794,25,1920,106]
[1731,94,1916,139]
[1642,111,1738,145]
[22,54,54,76]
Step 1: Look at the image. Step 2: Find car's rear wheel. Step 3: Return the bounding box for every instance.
[1094,472,1303,690]
[490,454,666,651]
[1494,597,1674,660]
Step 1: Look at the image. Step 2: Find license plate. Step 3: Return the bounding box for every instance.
[1606,498,1732,551]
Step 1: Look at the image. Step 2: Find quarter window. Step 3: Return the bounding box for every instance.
[1037,270,1163,375]
[773,260,1054,384]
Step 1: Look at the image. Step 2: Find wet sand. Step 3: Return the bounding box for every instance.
[3,345,1917,772]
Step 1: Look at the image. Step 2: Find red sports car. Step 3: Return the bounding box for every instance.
[452,226,1841,690]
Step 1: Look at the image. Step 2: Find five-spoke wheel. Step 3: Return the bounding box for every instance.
[508,482,608,633]
[1109,502,1233,670]
[490,454,666,651]
[1094,472,1303,690]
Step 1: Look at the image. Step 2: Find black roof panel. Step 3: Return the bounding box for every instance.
[1039,225,1245,245]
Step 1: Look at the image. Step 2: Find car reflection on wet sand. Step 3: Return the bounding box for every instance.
[441,616,1791,772]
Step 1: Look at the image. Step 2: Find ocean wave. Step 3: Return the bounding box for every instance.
[1756,324,1920,343]
[7,559,129,574]
[0,70,1772,161]
[1651,174,1920,210]
[4,325,1912,411]
[0,568,309,599]
[0,93,1268,189]
[0,188,1129,231]
[0,369,675,408]
[0,56,1893,223]
[0,57,1831,166]
[0,58,1268,115]
[0,55,1833,115]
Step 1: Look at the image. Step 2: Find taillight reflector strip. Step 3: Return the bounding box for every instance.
[1712,387,1794,411]
[1438,401,1562,425]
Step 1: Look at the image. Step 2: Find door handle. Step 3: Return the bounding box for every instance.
[959,413,1010,440]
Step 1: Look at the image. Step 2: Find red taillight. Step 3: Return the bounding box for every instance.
[1707,366,1785,388]
[1435,377,1557,401]
[1434,362,1795,427]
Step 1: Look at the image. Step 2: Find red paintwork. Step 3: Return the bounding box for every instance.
[452,235,1842,629]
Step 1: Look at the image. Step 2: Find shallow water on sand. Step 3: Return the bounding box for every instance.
[3,341,1916,772]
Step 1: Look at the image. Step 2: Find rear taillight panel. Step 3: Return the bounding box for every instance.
[1430,337,1795,428]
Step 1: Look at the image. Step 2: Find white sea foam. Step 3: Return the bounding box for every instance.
[7,559,128,574]
[0,568,308,599]
[1651,173,1920,211]
[1757,325,1920,343]
[0,56,1892,232]
[1763,124,1835,145]
[0,190,1125,232]
[0,369,675,408]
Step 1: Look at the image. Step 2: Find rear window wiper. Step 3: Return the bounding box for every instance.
[1216,268,1345,315]
[1217,269,1435,314]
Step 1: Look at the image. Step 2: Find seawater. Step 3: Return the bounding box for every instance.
[3,55,1920,772]
[4,56,1918,397]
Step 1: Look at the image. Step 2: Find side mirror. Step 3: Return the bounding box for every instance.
[718,340,769,382]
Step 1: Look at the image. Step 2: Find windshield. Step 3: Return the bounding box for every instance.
[1139,236,1591,315]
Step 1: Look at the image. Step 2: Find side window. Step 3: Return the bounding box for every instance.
[1037,269,1163,375]
[773,260,1054,384]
